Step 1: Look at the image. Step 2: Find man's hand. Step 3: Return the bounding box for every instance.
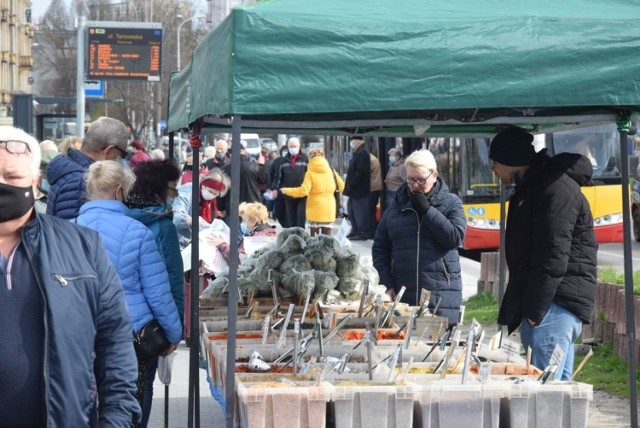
[526,318,537,328]
[271,190,278,199]
[162,343,178,356]
[409,191,430,216]
[385,287,397,300]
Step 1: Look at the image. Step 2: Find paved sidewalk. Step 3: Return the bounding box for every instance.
[148,343,225,427]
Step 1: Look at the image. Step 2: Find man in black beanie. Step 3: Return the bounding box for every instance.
[489,127,597,381]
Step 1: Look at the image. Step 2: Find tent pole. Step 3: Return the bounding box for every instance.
[169,132,174,161]
[619,128,638,427]
[225,115,242,428]
[188,123,202,428]
[497,183,507,344]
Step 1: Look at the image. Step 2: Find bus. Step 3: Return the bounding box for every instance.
[436,123,624,250]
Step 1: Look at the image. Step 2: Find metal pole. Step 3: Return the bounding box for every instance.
[619,129,638,428]
[225,116,242,428]
[177,25,181,71]
[76,16,85,138]
[497,183,507,341]
[187,126,201,428]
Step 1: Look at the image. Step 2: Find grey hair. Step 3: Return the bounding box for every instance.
[201,167,231,197]
[0,126,41,175]
[150,148,165,160]
[287,137,300,147]
[405,149,438,174]
[85,160,136,200]
[82,117,130,154]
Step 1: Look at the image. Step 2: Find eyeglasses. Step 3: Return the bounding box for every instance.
[407,172,434,186]
[113,145,127,159]
[0,140,30,155]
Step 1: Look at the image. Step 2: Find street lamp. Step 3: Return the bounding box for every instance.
[177,15,205,71]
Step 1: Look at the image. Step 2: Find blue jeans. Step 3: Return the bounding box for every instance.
[520,302,582,380]
[140,356,158,428]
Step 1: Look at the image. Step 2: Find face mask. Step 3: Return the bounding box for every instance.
[240,223,250,235]
[165,196,176,208]
[215,152,225,160]
[350,142,357,151]
[288,148,299,156]
[389,156,396,165]
[0,182,35,222]
[40,179,50,194]
[281,152,288,158]
[201,188,216,201]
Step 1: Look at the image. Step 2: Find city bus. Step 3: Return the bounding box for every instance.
[435,123,624,250]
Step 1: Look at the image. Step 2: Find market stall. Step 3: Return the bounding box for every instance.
[166,1,640,426]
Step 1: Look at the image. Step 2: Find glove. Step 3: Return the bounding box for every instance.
[409,190,430,216]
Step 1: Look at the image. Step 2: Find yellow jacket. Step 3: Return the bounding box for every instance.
[282,156,345,223]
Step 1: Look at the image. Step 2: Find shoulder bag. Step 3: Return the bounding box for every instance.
[133,319,170,360]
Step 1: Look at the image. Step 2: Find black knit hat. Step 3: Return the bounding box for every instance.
[489,128,537,166]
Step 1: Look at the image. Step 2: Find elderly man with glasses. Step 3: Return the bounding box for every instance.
[0,126,139,426]
[372,149,467,326]
[46,116,130,219]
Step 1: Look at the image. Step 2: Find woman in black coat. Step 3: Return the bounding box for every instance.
[372,149,467,325]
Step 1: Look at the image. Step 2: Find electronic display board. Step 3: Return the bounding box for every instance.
[87,26,162,81]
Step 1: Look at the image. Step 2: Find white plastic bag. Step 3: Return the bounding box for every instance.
[157,353,177,385]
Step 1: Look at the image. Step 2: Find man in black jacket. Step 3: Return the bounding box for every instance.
[271,138,308,228]
[268,146,289,225]
[344,136,373,240]
[489,128,597,381]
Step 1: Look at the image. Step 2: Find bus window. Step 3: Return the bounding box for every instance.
[460,138,500,203]
[548,124,621,182]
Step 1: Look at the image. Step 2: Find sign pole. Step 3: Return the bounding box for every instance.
[76,15,86,138]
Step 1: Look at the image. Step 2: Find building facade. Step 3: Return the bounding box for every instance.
[0,0,33,120]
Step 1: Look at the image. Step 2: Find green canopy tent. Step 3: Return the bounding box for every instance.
[167,1,640,426]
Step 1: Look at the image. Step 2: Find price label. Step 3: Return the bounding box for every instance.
[549,344,565,368]
[501,339,521,362]
[419,289,431,306]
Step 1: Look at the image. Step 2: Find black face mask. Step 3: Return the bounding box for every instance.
[0,182,35,222]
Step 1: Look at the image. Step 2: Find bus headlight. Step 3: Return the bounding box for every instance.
[593,213,623,226]
[467,217,501,230]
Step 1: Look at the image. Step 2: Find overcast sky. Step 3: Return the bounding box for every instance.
[32,0,54,21]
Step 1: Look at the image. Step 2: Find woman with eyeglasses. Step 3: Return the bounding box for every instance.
[125,159,184,428]
[372,149,467,326]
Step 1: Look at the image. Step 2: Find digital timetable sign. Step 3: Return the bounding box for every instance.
[87,25,163,81]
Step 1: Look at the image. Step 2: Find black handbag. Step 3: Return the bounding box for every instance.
[332,169,342,217]
[133,319,170,360]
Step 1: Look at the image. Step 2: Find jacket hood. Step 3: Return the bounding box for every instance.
[307,156,331,173]
[545,152,593,186]
[128,204,170,226]
[394,176,450,209]
[79,199,130,216]
[47,149,94,185]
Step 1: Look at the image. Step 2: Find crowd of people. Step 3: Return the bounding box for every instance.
[0,118,597,425]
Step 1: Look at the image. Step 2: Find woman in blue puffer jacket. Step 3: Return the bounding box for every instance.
[75,160,182,416]
[372,150,467,326]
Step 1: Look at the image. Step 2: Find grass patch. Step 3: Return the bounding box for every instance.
[464,292,499,326]
[573,342,640,397]
[598,266,640,295]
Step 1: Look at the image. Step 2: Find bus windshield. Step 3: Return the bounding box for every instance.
[459,138,501,203]
[548,124,621,183]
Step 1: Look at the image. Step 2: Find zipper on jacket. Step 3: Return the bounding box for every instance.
[54,274,97,287]
[441,259,451,287]
[414,211,422,304]
[4,245,19,291]
[21,229,50,423]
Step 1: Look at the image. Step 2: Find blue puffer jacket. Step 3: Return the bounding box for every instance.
[46,148,94,219]
[21,214,139,426]
[128,204,185,325]
[76,200,183,344]
[372,179,467,325]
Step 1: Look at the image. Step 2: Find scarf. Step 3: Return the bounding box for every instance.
[126,194,159,209]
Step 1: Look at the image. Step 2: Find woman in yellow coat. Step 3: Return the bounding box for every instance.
[281,148,345,236]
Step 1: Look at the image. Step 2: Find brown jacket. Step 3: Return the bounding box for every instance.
[370,154,383,192]
[385,157,407,192]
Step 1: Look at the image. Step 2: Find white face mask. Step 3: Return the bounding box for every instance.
[201,188,216,200]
